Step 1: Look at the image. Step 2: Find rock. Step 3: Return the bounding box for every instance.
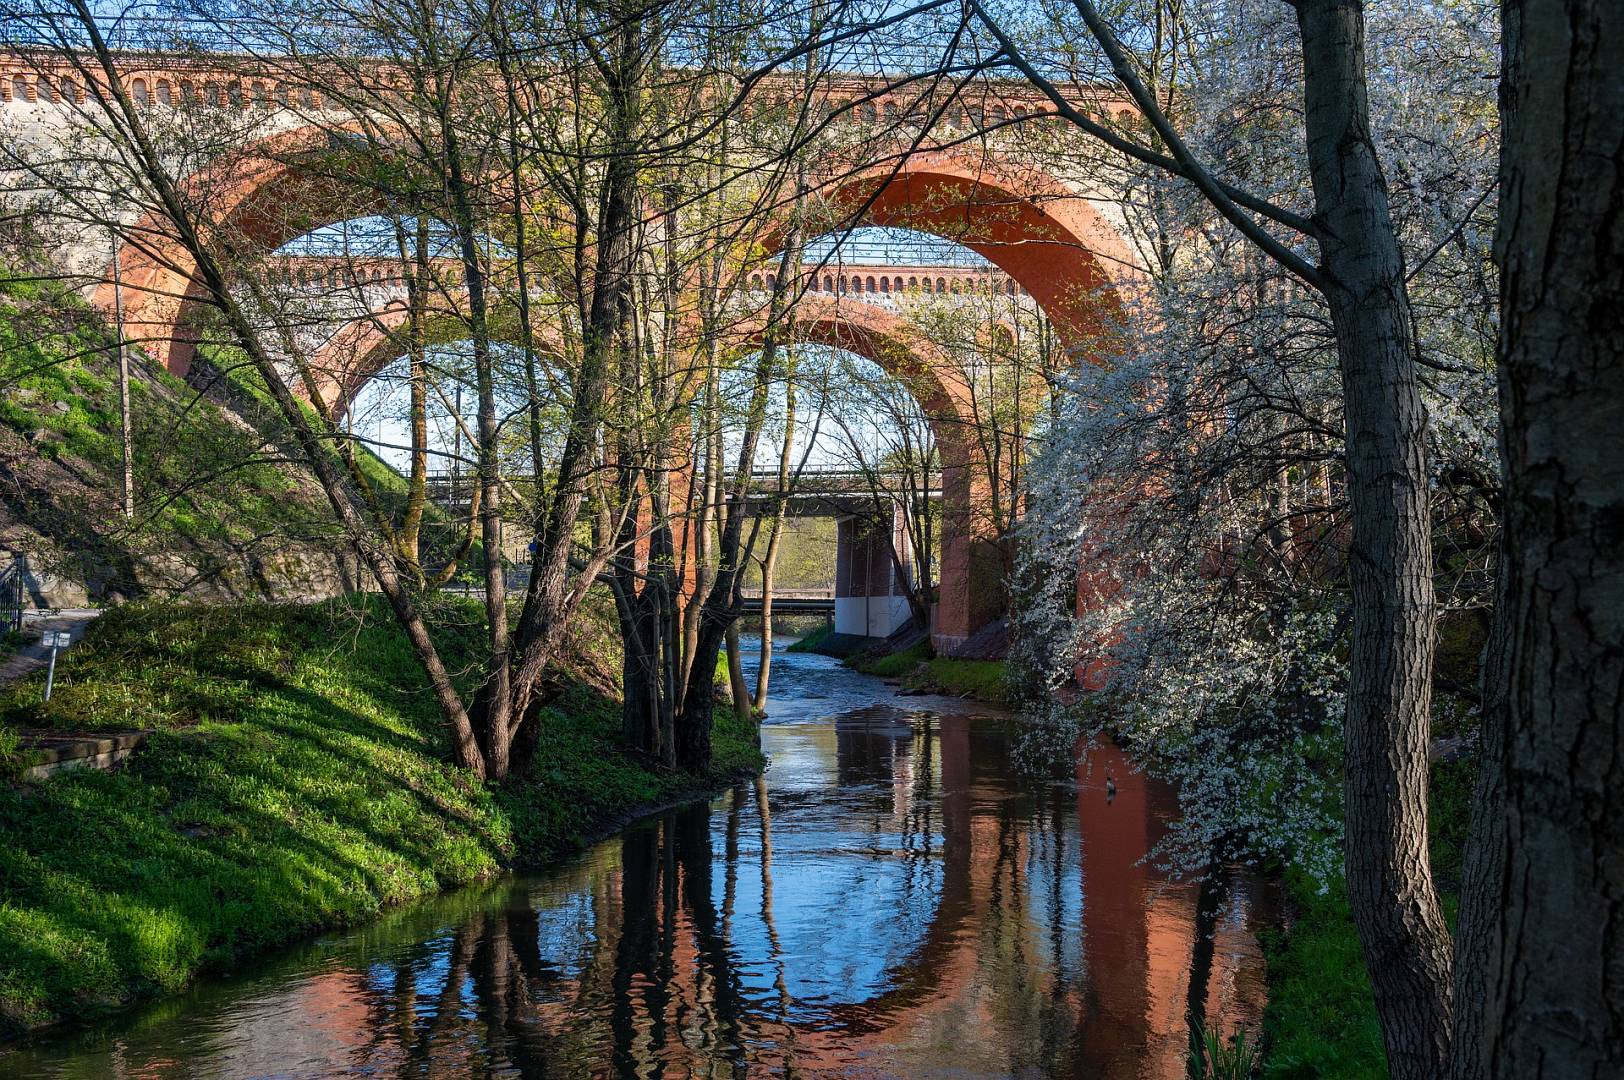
[51,401,70,414]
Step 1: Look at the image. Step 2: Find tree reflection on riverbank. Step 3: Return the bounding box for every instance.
[9,696,1273,1079]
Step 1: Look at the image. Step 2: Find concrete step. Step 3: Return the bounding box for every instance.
[16,729,148,780]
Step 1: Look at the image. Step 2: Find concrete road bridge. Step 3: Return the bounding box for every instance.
[430,464,934,638]
[1,48,1145,655]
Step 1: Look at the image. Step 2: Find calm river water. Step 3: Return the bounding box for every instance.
[5,644,1273,1079]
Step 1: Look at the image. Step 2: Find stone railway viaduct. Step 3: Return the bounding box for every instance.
[0,50,1145,654]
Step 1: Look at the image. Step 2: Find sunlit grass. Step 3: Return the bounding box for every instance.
[0,596,760,1037]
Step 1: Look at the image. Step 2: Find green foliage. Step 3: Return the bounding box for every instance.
[0,629,24,661]
[1192,1023,1262,1079]
[739,517,838,593]
[0,597,761,1037]
[0,723,36,781]
[1260,869,1387,1079]
[1261,756,1476,1079]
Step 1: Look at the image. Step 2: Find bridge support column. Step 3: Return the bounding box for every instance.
[931,450,1007,657]
[833,504,913,639]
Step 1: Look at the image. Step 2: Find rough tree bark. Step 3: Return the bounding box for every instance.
[1296,3,1455,1075]
[1463,1,1624,1076]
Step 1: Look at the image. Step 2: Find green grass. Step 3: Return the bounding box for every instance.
[0,596,760,1038]
[0,274,470,601]
[0,724,32,779]
[0,629,25,661]
[785,623,835,653]
[905,658,1009,705]
[844,643,1009,705]
[849,639,931,677]
[1261,755,1476,1079]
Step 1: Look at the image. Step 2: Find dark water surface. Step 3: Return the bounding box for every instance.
[6,645,1273,1078]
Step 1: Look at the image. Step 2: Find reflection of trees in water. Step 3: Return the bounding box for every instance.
[326,720,1269,1078]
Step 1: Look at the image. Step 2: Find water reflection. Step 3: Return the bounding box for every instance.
[8,656,1271,1078]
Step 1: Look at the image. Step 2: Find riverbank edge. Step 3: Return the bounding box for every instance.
[8,767,760,1050]
[787,626,1011,707]
[0,598,764,1043]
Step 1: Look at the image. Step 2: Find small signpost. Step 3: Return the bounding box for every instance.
[41,630,70,702]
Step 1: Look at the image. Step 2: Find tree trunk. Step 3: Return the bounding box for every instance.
[727,620,752,723]
[1296,3,1454,1076]
[395,213,431,578]
[505,3,643,738]
[754,372,797,712]
[679,369,722,703]
[1470,2,1624,1076]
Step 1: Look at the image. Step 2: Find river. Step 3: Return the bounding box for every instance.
[5,642,1274,1078]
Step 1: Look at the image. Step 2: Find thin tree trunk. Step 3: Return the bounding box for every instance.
[64,9,488,777]
[726,621,751,724]
[754,372,796,711]
[396,213,431,578]
[1468,2,1624,1076]
[418,28,512,777]
[505,4,643,733]
[679,362,722,703]
[1297,3,1454,1076]
[110,232,134,520]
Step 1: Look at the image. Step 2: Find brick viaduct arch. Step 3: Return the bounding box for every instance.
[776,157,1141,648]
[94,122,1139,655]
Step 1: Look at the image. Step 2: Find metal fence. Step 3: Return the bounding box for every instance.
[1,555,25,634]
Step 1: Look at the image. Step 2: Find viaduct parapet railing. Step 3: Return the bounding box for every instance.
[260,255,1039,314]
[744,465,941,500]
[0,50,1139,129]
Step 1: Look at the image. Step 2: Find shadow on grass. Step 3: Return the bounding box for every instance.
[0,596,757,1038]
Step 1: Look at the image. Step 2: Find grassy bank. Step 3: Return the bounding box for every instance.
[785,623,835,653]
[1261,755,1475,1078]
[904,657,1010,705]
[851,639,931,677]
[0,597,760,1038]
[0,270,467,604]
[841,638,1011,707]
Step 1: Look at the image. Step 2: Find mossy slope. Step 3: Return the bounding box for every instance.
[0,271,436,603]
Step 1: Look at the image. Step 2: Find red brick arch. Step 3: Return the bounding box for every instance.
[95,122,393,377]
[759,294,1006,652]
[768,154,1142,648]
[777,152,1141,358]
[306,300,567,418]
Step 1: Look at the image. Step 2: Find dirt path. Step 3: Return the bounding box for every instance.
[1,609,102,684]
